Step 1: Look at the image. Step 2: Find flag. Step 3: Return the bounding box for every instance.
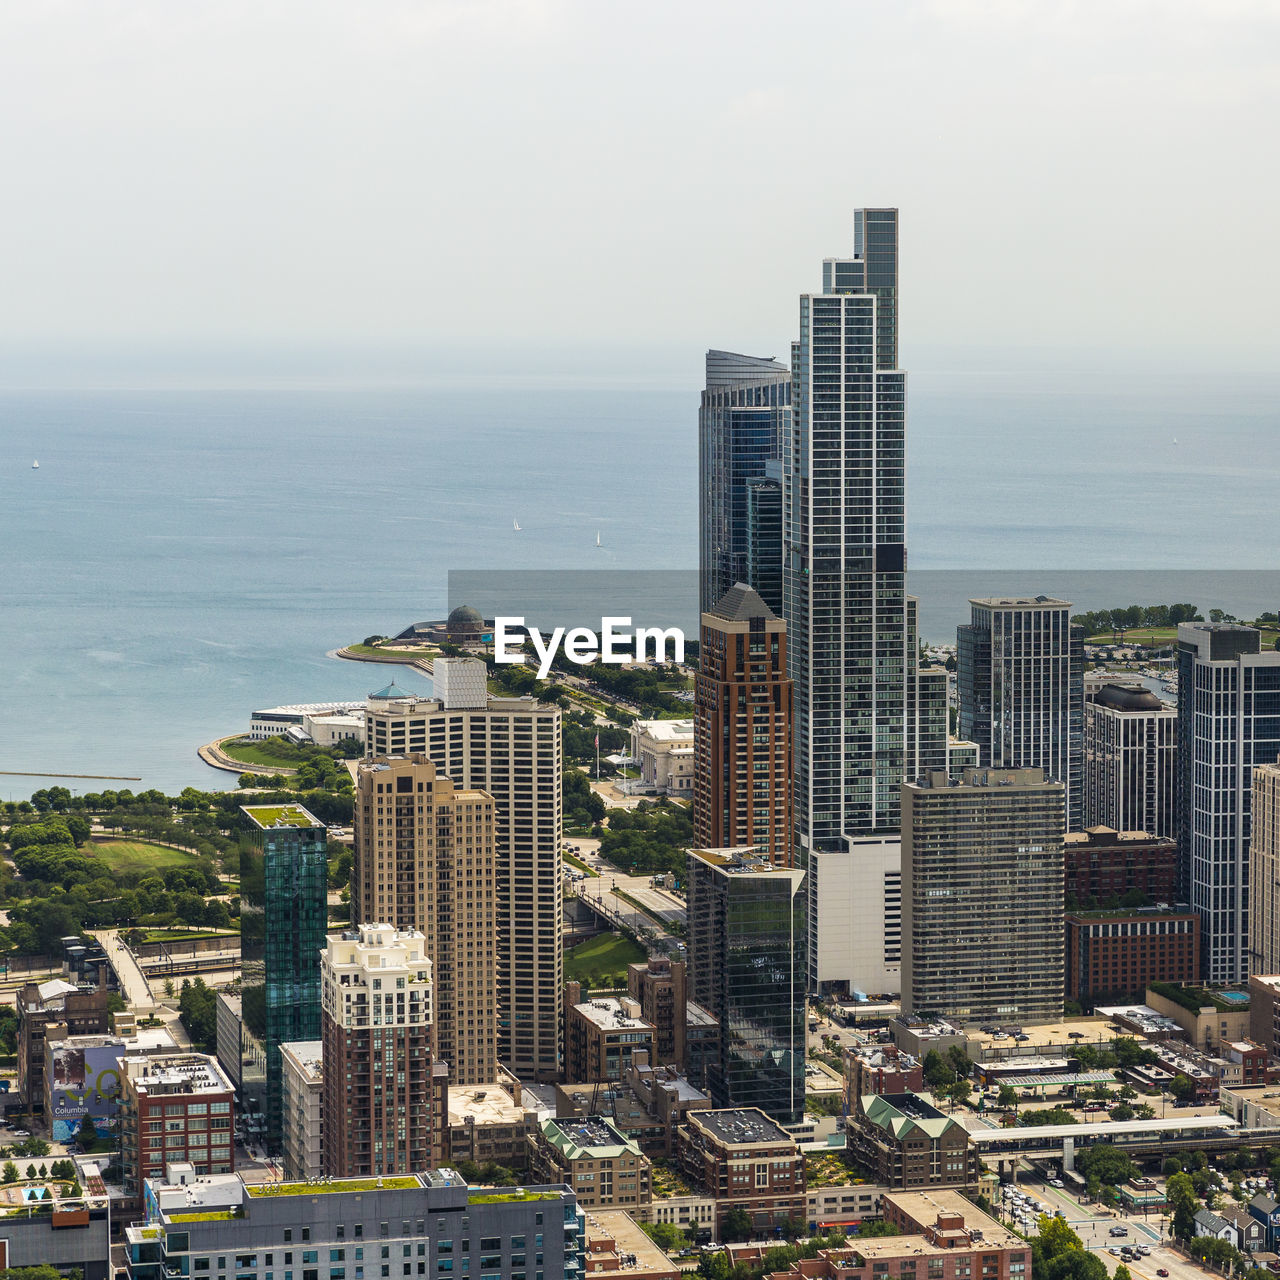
[594,733,600,748]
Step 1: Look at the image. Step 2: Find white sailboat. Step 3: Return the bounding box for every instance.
[31,460,38,469]
[513,518,522,532]
[595,530,602,548]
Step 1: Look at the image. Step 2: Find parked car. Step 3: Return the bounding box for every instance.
[1157,1270,1169,1276]
[1050,1178,1064,1188]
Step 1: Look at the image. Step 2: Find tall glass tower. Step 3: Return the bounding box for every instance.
[240,803,329,1153]
[700,350,791,614]
[783,211,946,996]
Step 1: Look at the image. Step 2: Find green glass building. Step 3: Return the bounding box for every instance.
[240,803,328,1153]
[686,847,806,1124]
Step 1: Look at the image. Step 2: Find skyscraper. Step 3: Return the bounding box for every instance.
[901,767,1065,1022]
[745,461,784,614]
[686,847,806,1124]
[957,596,1085,831]
[693,582,792,862]
[320,923,445,1177]
[1250,760,1280,977]
[363,659,563,1080]
[700,350,790,613]
[239,803,329,1153]
[1178,624,1280,984]
[1083,683,1177,837]
[783,208,943,995]
[350,754,498,1085]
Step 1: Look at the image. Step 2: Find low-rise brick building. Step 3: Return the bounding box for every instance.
[564,987,657,1084]
[676,1107,806,1236]
[848,1093,978,1191]
[528,1115,652,1213]
[843,1043,924,1109]
[1064,828,1178,907]
[1066,910,1200,1008]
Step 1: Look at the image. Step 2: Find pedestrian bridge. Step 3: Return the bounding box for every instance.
[968,1114,1263,1170]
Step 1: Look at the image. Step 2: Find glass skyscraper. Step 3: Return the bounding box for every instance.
[240,803,329,1153]
[700,349,790,614]
[957,596,1085,831]
[745,461,783,615]
[686,848,806,1124]
[782,209,944,995]
[1177,624,1280,984]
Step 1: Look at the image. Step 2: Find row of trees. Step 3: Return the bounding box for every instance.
[598,800,694,878]
[1071,603,1200,636]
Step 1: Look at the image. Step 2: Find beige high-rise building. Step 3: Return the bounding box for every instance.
[363,659,563,1081]
[351,755,497,1085]
[1250,760,1280,976]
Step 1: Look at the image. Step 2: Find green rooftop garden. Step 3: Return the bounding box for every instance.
[1149,981,1245,1013]
[241,804,320,830]
[245,1176,418,1197]
[168,1209,242,1222]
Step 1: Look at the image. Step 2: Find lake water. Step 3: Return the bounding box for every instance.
[1,365,1276,795]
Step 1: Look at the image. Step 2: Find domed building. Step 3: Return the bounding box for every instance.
[445,604,484,644]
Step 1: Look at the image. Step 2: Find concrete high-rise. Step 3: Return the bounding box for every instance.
[1178,624,1280,984]
[1251,761,1280,977]
[351,754,497,1085]
[363,660,563,1080]
[320,923,446,1177]
[700,350,790,614]
[686,847,806,1124]
[902,768,1065,1023]
[958,596,1085,831]
[1083,683,1177,837]
[693,583,792,862]
[783,208,945,995]
[239,803,328,1153]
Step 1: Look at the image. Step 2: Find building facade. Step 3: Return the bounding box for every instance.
[849,1094,979,1191]
[528,1116,652,1213]
[783,209,945,995]
[320,923,444,1177]
[239,803,328,1152]
[1063,827,1179,908]
[693,583,793,861]
[630,718,695,796]
[118,1052,236,1197]
[745,463,784,615]
[1251,761,1280,976]
[278,1039,323,1181]
[563,988,656,1084]
[363,664,563,1081]
[677,1108,806,1236]
[350,754,497,1085]
[687,848,806,1123]
[1084,683,1177,837]
[700,349,790,614]
[125,1169,584,1280]
[627,957,688,1068]
[902,768,1065,1023]
[957,596,1084,832]
[1065,911,1200,1009]
[1177,624,1280,984]
[17,980,111,1121]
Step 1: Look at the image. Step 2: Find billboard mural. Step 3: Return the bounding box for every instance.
[46,1041,125,1143]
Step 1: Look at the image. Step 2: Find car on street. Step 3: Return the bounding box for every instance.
[1157,1270,1169,1276]
[1109,1226,1128,1237]
[1050,1178,1064,1188]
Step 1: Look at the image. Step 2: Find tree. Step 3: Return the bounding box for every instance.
[1114,1266,1132,1280]
[1045,1251,1108,1280]
[998,1084,1019,1110]
[1037,1216,1083,1260]
[948,1080,974,1111]
[1162,1156,1183,1177]
[858,1220,900,1238]
[698,1252,731,1280]
[24,1164,36,1180]
[720,1207,753,1242]
[1168,1074,1197,1104]
[923,1049,957,1089]
[1166,1171,1198,1239]
[1,1161,17,1184]
[78,1115,98,1150]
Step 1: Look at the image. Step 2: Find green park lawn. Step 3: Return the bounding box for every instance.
[1087,626,1280,649]
[346,643,433,663]
[564,932,647,989]
[89,840,197,877]
[217,737,301,771]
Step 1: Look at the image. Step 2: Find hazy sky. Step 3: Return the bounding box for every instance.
[2,0,1277,380]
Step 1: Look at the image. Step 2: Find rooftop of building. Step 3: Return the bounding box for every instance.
[584,1207,680,1276]
[253,700,366,717]
[846,1043,920,1071]
[706,582,778,624]
[1149,981,1249,1013]
[965,1017,1126,1053]
[632,718,695,741]
[1067,907,1195,922]
[687,1000,718,1028]
[860,1093,957,1141]
[447,1084,529,1127]
[884,1188,1022,1248]
[279,1040,323,1084]
[689,1107,795,1148]
[240,802,323,830]
[912,766,1058,791]
[688,846,796,877]
[1093,1005,1182,1034]
[571,996,654,1035]
[1092,684,1169,713]
[539,1115,641,1160]
[124,1053,235,1097]
[969,595,1072,609]
[327,923,430,967]
[1065,827,1175,845]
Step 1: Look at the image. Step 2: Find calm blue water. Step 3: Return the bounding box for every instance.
[1,367,1276,795]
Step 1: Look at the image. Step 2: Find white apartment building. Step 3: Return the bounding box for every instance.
[279,1039,323,1181]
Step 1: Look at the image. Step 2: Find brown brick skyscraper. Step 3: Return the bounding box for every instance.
[693,583,793,864]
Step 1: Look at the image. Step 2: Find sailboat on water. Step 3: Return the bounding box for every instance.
[595,530,601,548]
[31,460,38,469]
[513,518,522,532]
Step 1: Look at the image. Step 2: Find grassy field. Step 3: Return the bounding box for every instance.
[89,840,197,876]
[346,643,433,663]
[139,928,240,943]
[563,932,646,988]
[1087,626,1280,648]
[218,737,301,771]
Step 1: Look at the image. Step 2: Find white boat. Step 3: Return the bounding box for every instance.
[513,519,521,532]
[31,460,38,469]
[595,530,602,548]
